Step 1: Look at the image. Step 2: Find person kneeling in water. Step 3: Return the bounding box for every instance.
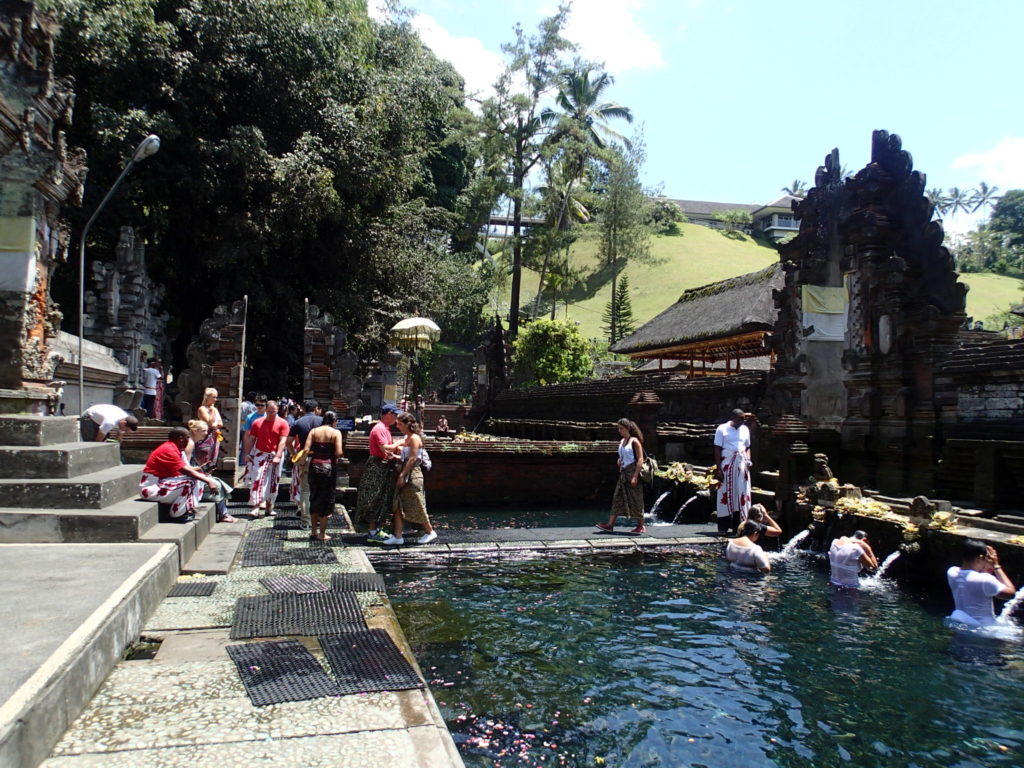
[725,521,771,574]
[828,530,878,588]
[947,540,1016,627]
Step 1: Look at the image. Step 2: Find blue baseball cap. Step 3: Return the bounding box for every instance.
[381,403,400,415]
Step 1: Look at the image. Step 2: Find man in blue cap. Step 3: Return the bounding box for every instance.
[355,402,400,541]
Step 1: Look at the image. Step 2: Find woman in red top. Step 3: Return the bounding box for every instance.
[139,427,217,521]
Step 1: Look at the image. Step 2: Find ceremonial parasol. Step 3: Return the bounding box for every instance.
[389,317,441,351]
[389,317,441,403]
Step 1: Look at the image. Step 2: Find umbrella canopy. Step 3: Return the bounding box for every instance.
[389,317,441,351]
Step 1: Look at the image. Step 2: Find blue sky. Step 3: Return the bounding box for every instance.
[380,0,1024,234]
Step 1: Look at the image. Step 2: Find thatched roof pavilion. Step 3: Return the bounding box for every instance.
[611,263,784,376]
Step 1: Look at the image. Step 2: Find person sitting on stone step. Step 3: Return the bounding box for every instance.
[139,427,217,522]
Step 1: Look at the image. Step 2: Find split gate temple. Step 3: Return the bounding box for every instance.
[486,130,1024,515]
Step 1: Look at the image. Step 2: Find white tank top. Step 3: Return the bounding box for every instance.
[619,439,636,467]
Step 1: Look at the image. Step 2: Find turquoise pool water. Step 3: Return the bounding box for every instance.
[379,550,1024,767]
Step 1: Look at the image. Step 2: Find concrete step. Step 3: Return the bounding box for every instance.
[0,414,79,447]
[0,441,121,479]
[0,541,178,768]
[0,464,141,509]
[139,502,216,568]
[181,520,247,574]
[0,499,159,543]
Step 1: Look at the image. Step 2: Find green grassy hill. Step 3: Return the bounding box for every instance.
[959,272,1024,326]
[495,223,1023,341]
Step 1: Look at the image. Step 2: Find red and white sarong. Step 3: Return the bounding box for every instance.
[139,473,203,518]
[716,449,751,523]
[248,449,282,510]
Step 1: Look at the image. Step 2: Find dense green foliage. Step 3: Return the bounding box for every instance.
[511,318,593,386]
[47,0,489,391]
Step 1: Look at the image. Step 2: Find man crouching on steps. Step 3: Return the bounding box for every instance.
[140,427,218,522]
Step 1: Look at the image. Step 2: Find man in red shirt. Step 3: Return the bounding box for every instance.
[244,399,291,517]
[355,402,400,540]
[139,427,218,521]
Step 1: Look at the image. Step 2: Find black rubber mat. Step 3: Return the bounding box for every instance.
[275,513,346,530]
[241,545,338,568]
[320,629,425,694]
[231,591,367,639]
[261,575,330,594]
[167,580,217,597]
[331,572,387,593]
[226,640,338,706]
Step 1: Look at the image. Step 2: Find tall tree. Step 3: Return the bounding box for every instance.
[597,142,652,347]
[947,186,974,219]
[531,64,632,316]
[971,181,1001,214]
[988,189,1024,246]
[48,0,484,389]
[781,180,808,197]
[479,6,572,338]
[928,187,950,217]
[602,273,636,344]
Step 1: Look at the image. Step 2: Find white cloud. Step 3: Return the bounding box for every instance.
[559,0,665,74]
[952,136,1024,190]
[410,14,505,99]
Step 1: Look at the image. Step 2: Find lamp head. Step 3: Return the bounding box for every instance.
[132,134,161,162]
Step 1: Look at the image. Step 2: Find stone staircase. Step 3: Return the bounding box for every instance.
[0,414,220,567]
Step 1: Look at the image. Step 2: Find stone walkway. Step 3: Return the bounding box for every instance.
[42,514,464,768]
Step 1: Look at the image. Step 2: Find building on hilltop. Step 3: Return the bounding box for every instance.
[660,194,803,241]
[750,194,802,241]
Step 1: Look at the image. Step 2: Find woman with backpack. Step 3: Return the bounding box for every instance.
[382,412,437,546]
[595,418,647,535]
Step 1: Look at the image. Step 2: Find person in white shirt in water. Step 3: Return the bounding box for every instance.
[828,530,878,588]
[947,540,1016,627]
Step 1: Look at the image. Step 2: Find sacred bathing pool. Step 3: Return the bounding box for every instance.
[1,4,1023,767]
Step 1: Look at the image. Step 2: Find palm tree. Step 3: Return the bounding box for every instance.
[947,187,974,219]
[781,180,808,197]
[970,181,1001,214]
[532,64,632,313]
[927,187,950,217]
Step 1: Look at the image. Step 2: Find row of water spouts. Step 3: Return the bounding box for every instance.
[646,491,1024,625]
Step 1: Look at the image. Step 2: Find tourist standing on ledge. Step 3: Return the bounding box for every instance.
[828,531,878,588]
[289,399,323,529]
[383,412,437,546]
[947,540,1016,628]
[141,358,162,418]
[139,427,217,521]
[245,399,290,517]
[355,403,400,541]
[595,418,647,535]
[304,410,343,542]
[725,521,771,573]
[714,409,752,535]
[195,388,224,468]
[80,403,138,442]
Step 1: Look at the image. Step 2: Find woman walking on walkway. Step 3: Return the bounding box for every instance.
[304,411,343,542]
[595,418,646,535]
[383,413,437,546]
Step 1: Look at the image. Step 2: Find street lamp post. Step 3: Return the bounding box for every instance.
[77,134,160,413]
